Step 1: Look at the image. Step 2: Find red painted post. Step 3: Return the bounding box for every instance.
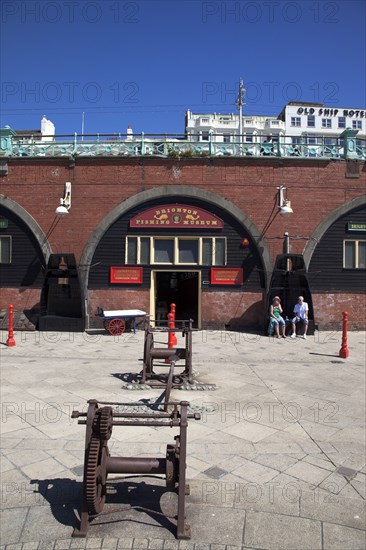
[170,303,177,346]
[166,303,178,360]
[339,311,349,359]
[6,304,16,347]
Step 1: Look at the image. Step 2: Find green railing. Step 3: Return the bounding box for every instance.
[1,128,365,161]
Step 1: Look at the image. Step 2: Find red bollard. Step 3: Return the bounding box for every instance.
[339,311,349,359]
[165,303,177,361]
[6,304,16,347]
[168,303,177,347]
[165,311,177,363]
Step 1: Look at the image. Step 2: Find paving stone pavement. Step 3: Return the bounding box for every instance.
[0,328,365,550]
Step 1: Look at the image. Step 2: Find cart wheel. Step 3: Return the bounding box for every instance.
[107,318,125,336]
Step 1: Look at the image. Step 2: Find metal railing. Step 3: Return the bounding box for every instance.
[4,132,366,160]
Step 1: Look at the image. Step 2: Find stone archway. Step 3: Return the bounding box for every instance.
[79,185,273,300]
[0,195,52,259]
[303,195,366,268]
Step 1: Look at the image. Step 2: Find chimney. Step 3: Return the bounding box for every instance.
[126,125,133,140]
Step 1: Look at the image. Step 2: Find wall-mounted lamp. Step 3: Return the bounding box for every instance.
[277,185,293,215]
[241,237,250,247]
[55,182,72,216]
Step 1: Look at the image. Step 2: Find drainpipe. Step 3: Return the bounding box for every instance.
[284,232,290,271]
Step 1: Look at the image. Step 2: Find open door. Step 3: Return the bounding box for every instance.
[153,271,200,328]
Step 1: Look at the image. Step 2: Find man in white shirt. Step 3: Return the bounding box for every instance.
[290,296,309,339]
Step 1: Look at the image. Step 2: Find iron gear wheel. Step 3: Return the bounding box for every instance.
[98,406,113,442]
[85,436,108,516]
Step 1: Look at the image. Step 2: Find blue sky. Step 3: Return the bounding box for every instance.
[1,0,365,135]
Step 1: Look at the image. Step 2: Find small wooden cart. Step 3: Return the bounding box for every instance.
[96,308,147,335]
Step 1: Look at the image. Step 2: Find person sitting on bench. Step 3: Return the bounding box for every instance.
[269,296,286,338]
[290,296,309,339]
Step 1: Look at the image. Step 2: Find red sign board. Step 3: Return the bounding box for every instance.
[210,268,243,285]
[110,266,143,284]
[130,204,224,228]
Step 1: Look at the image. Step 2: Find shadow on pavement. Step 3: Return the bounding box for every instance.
[31,477,177,537]
[309,352,340,358]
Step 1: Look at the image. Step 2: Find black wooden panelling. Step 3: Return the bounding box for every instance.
[88,196,264,290]
[0,206,45,288]
[309,205,366,291]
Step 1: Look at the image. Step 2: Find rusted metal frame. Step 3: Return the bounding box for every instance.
[106,456,166,475]
[163,360,176,411]
[72,400,200,539]
[177,401,190,539]
[72,399,98,537]
[142,320,193,386]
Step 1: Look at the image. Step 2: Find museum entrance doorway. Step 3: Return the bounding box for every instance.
[152,270,200,328]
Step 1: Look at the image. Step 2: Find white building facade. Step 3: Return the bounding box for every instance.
[185,102,366,146]
[185,110,285,143]
[280,102,365,144]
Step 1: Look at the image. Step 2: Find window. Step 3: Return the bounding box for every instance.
[244,133,253,143]
[201,132,209,141]
[154,239,174,263]
[307,115,315,127]
[126,236,150,264]
[352,120,362,130]
[214,238,225,265]
[0,236,11,263]
[291,117,301,127]
[343,240,366,269]
[324,137,337,146]
[202,238,213,265]
[140,237,150,264]
[322,119,332,128]
[223,134,231,143]
[126,236,226,266]
[338,116,346,128]
[200,117,209,124]
[178,240,198,263]
[292,137,301,144]
[306,135,319,144]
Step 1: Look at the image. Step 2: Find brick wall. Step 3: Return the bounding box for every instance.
[88,289,150,328]
[202,291,264,329]
[0,288,40,330]
[312,292,366,330]
[3,158,365,263]
[1,157,365,330]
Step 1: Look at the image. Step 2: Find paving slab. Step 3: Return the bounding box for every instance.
[0,507,29,545]
[322,523,366,549]
[300,489,366,530]
[1,329,365,550]
[243,510,322,549]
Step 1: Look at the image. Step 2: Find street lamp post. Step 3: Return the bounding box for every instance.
[236,78,245,155]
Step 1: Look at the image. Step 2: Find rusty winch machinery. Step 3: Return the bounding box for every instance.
[71,399,200,539]
[142,319,193,387]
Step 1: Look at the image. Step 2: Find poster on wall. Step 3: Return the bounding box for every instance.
[210,267,243,285]
[110,266,143,284]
